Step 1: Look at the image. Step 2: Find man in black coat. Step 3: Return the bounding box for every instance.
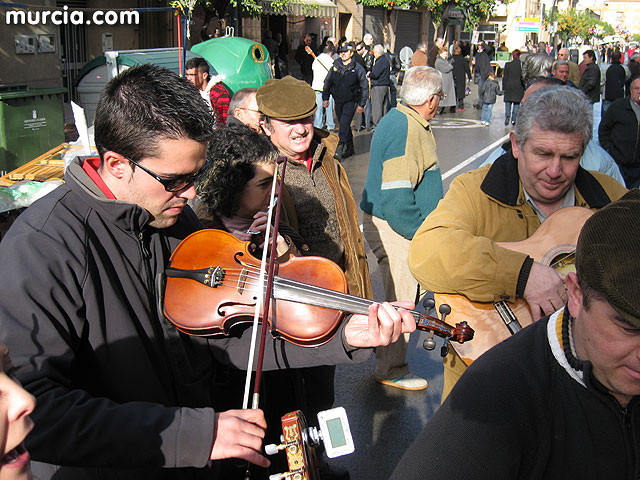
[599,75,640,188]
[502,49,524,125]
[579,49,601,104]
[473,42,491,109]
[602,51,626,115]
[295,34,316,84]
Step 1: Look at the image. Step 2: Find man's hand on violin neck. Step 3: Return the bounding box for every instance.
[344,301,416,348]
[210,409,270,467]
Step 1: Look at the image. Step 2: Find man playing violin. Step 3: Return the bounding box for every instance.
[0,64,416,480]
[409,85,627,401]
[392,190,640,480]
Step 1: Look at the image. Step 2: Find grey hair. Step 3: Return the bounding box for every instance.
[552,60,569,70]
[514,86,592,151]
[373,44,385,56]
[416,41,427,51]
[229,88,257,114]
[400,66,442,106]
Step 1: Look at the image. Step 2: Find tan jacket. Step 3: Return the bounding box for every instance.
[282,129,373,299]
[409,154,627,303]
[568,60,581,88]
[410,49,428,68]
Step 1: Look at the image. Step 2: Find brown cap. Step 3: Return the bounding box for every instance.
[256,76,317,121]
[576,190,640,327]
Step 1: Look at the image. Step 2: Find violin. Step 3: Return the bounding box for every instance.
[163,229,474,347]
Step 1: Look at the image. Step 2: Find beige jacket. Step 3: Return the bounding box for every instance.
[409,154,627,303]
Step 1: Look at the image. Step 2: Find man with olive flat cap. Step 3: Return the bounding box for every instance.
[257,77,372,466]
[392,189,640,480]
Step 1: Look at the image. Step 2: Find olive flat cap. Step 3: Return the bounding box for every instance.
[256,76,317,121]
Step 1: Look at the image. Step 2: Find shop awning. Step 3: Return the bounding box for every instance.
[259,0,337,18]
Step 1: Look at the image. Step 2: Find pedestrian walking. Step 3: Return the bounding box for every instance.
[451,45,471,111]
[434,49,456,113]
[473,43,491,109]
[370,44,390,127]
[479,72,502,125]
[502,49,524,125]
[323,42,368,160]
[312,44,336,131]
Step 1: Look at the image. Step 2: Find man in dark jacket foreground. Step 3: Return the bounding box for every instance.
[392,189,640,480]
[0,64,415,480]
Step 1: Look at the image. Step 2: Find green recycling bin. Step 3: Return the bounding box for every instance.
[0,85,67,174]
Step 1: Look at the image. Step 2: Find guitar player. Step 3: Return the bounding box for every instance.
[408,85,627,401]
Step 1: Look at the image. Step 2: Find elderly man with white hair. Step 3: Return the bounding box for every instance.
[370,44,391,128]
[361,66,445,390]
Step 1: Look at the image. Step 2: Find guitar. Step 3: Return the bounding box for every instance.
[435,206,594,366]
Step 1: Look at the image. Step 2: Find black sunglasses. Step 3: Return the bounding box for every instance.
[126,157,209,192]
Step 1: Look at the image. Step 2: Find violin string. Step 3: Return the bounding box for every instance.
[194,267,451,335]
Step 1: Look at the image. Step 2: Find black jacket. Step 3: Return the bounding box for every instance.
[502,58,525,103]
[604,61,626,100]
[475,50,491,80]
[391,309,640,480]
[0,157,369,480]
[370,55,390,86]
[579,62,601,103]
[599,96,640,186]
[323,59,368,106]
[386,51,401,75]
[452,54,471,100]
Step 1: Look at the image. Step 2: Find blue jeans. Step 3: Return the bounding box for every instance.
[481,103,494,123]
[475,76,485,107]
[504,101,519,123]
[314,91,335,130]
[387,74,398,113]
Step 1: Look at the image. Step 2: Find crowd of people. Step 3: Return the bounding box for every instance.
[0,30,638,480]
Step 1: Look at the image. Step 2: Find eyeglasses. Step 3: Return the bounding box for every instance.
[126,156,210,192]
[237,107,260,113]
[436,91,447,99]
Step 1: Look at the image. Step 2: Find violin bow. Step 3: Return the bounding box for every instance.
[242,156,288,408]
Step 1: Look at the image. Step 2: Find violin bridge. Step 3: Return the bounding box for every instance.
[237,268,248,294]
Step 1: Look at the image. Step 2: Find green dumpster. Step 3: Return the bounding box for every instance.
[0,85,67,174]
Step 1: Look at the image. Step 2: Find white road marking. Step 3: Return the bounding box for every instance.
[441,134,510,180]
[430,118,485,129]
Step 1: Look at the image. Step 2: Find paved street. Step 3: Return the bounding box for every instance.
[325,94,511,479]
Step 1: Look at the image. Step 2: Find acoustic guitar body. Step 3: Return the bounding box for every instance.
[436,206,594,366]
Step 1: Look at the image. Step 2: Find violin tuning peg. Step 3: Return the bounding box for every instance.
[438,303,451,323]
[422,297,435,312]
[423,338,436,351]
[423,331,436,351]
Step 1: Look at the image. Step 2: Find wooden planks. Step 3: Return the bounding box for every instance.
[0,144,69,187]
